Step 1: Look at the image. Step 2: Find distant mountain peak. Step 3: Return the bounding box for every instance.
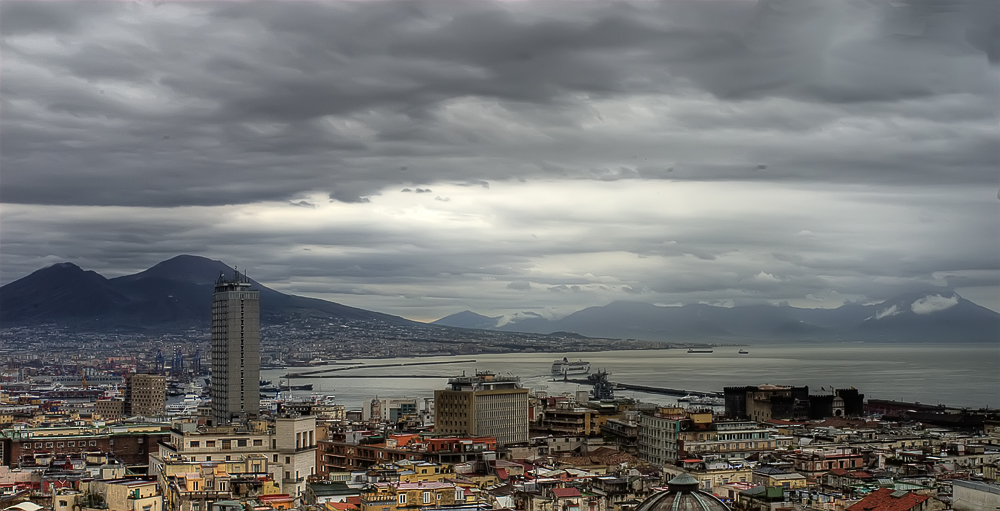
[1,255,418,332]
[432,310,503,329]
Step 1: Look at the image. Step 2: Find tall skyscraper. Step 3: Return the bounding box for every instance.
[211,269,260,425]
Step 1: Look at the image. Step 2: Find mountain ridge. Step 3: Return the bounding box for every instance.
[0,255,418,331]
[434,293,999,343]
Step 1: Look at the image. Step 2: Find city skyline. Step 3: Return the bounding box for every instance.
[1,0,997,322]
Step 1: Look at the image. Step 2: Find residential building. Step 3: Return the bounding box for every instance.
[791,447,865,482]
[126,374,167,417]
[211,270,260,425]
[0,424,169,468]
[95,399,126,420]
[434,371,528,446]
[359,481,460,511]
[152,416,317,498]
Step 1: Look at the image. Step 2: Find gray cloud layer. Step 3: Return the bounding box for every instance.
[1,0,998,320]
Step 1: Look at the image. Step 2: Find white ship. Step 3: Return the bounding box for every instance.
[166,394,204,416]
[551,358,592,376]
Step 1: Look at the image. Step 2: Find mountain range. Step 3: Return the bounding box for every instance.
[2,255,997,342]
[434,292,1000,343]
[0,255,415,332]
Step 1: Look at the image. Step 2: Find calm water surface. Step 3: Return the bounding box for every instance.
[260,342,999,411]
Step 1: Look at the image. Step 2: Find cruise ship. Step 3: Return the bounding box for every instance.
[551,358,592,376]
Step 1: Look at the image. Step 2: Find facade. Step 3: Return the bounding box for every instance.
[680,420,777,460]
[724,385,810,422]
[95,399,126,420]
[364,398,418,422]
[211,270,260,425]
[638,413,682,466]
[601,413,639,454]
[126,374,167,417]
[791,447,864,481]
[359,481,460,511]
[0,424,169,467]
[153,455,282,511]
[152,416,317,498]
[434,371,528,446]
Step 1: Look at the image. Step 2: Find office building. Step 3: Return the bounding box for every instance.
[434,371,529,446]
[211,269,260,425]
[125,373,166,416]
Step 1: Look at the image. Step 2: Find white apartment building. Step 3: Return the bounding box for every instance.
[151,416,316,498]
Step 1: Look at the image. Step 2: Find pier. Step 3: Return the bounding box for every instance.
[559,378,722,398]
[284,359,477,378]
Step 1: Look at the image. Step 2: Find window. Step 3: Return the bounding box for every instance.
[206,456,212,461]
[68,441,75,447]
[423,492,431,504]
[46,442,53,448]
[226,455,231,461]
[285,456,290,464]
[192,504,200,511]
[190,441,200,448]
[59,501,68,507]
[253,439,263,447]
[273,454,278,462]
[237,439,247,447]
[206,441,216,448]
[222,440,231,449]
[398,494,406,505]
[57,442,64,448]
[90,441,97,446]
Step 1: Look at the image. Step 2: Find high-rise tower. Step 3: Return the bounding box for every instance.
[211,268,260,425]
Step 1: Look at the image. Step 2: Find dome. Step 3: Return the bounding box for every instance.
[634,473,733,511]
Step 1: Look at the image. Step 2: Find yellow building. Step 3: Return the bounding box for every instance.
[360,481,459,511]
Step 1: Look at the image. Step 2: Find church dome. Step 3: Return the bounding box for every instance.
[634,473,733,511]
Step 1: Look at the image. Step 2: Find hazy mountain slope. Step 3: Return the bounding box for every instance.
[0,255,418,331]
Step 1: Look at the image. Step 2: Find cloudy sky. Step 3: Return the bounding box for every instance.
[1,0,998,322]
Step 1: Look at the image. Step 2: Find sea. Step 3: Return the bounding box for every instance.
[260,342,999,411]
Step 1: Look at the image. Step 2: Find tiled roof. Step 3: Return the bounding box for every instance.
[552,487,582,498]
[846,488,931,511]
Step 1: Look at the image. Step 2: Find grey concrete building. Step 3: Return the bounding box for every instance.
[125,373,166,416]
[210,269,260,425]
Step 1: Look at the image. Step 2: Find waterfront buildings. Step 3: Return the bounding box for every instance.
[210,270,260,425]
[434,371,529,447]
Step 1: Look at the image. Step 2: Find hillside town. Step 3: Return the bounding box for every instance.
[0,274,997,511]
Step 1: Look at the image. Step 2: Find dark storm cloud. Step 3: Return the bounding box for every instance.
[1,0,997,207]
[1,0,998,319]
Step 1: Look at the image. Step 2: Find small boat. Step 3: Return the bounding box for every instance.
[738,349,749,355]
[687,348,714,354]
